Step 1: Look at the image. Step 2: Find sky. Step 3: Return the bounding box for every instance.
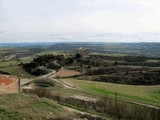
[0,0,159,42]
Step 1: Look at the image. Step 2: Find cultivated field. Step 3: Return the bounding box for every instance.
[55,69,81,78]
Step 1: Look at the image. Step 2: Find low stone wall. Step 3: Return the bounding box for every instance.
[0,75,20,95]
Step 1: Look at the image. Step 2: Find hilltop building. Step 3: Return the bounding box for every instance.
[76,47,89,57]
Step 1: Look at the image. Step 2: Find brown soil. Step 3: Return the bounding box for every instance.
[56,69,81,77]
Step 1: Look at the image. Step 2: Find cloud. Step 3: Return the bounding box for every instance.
[80,11,159,33]
[0,0,159,42]
[0,32,159,43]
[80,0,159,33]
[0,0,4,31]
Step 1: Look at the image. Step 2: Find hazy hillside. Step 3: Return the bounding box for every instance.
[1,42,160,57]
[48,42,160,57]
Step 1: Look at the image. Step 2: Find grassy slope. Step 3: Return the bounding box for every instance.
[0,50,63,78]
[0,94,71,119]
[146,60,160,63]
[90,52,126,57]
[0,50,69,66]
[20,56,34,63]
[63,78,160,106]
[0,54,35,78]
[36,51,63,55]
[0,61,19,67]
[0,66,34,78]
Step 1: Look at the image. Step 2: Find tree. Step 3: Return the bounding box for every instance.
[114,61,118,66]
[76,53,82,58]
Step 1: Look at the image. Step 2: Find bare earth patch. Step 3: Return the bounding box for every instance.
[56,69,81,77]
[71,95,97,102]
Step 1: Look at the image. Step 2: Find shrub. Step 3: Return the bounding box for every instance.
[33,88,52,98]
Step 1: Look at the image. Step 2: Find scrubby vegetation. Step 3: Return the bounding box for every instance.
[22,54,62,76]
[84,67,160,85]
[24,87,160,120]
[22,53,160,85]
[23,78,55,87]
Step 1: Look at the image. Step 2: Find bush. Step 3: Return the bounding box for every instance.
[46,61,60,70]
[24,78,55,87]
[33,88,52,98]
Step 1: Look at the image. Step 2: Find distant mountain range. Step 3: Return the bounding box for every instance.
[1,42,159,57]
[0,32,159,43]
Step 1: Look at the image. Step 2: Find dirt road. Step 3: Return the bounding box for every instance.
[63,105,110,120]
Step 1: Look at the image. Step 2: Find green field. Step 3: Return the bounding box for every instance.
[0,55,35,78]
[20,56,34,63]
[146,60,160,63]
[0,66,34,78]
[35,50,71,56]
[90,52,127,57]
[0,56,32,68]
[0,61,19,67]
[62,78,160,106]
[0,94,71,119]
